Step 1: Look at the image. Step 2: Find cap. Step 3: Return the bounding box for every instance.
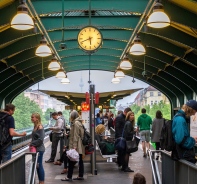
[186,100,197,111]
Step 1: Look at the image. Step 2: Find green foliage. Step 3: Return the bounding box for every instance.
[12,92,46,129]
[62,110,70,124]
[44,108,55,121]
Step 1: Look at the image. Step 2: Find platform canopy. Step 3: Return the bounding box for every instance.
[0,0,197,108]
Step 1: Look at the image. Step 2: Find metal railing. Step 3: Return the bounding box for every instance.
[0,152,39,184]
[149,150,197,184]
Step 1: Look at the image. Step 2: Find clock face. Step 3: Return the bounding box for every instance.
[77,26,102,52]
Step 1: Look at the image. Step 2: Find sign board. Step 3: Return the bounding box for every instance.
[190,113,197,137]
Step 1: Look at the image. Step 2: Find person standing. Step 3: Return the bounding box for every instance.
[95,113,102,126]
[151,110,164,160]
[58,111,66,129]
[0,104,26,164]
[115,107,131,168]
[30,113,45,184]
[172,100,197,163]
[61,110,85,181]
[45,112,64,163]
[137,108,152,158]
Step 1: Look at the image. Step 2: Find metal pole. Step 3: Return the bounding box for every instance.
[89,84,96,175]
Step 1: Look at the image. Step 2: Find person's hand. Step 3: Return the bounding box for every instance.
[49,127,53,130]
[73,147,77,150]
[21,132,26,136]
[193,136,197,143]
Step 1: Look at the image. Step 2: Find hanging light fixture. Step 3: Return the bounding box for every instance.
[111,77,120,84]
[115,69,125,78]
[56,69,66,79]
[120,57,132,70]
[147,1,170,28]
[61,76,70,84]
[48,56,60,71]
[129,35,146,56]
[35,35,52,57]
[11,1,34,30]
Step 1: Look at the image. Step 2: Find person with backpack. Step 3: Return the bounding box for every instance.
[61,110,85,181]
[172,100,197,163]
[0,104,26,164]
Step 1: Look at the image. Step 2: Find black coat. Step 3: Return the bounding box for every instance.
[115,113,126,139]
[123,121,135,141]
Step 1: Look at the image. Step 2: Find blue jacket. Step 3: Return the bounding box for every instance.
[95,117,101,126]
[172,110,195,149]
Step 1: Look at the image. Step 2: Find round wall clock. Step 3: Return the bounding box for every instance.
[77,26,103,53]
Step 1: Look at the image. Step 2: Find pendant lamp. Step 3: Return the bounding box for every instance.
[11,2,34,30]
[111,77,120,84]
[35,35,52,57]
[61,77,70,84]
[147,2,170,28]
[115,69,125,78]
[48,56,60,71]
[56,69,66,79]
[120,57,132,70]
[129,35,146,56]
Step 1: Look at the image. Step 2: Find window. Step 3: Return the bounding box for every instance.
[150,92,153,96]
[158,92,161,96]
[151,101,153,105]
[155,100,157,104]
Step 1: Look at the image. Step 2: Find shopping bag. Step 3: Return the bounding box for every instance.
[66,149,79,161]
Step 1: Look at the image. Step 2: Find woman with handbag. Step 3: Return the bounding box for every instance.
[30,113,45,184]
[122,111,135,172]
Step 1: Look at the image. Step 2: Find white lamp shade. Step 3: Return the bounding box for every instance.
[115,70,125,78]
[129,43,146,55]
[35,45,52,57]
[61,78,70,84]
[120,59,132,70]
[111,77,120,84]
[56,71,66,79]
[48,61,60,71]
[11,13,34,30]
[147,11,170,28]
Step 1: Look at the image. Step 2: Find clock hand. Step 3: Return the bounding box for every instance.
[81,38,90,43]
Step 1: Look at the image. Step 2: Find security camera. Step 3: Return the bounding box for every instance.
[59,43,67,49]
[142,71,147,77]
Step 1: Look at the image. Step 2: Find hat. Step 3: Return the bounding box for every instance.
[186,100,197,111]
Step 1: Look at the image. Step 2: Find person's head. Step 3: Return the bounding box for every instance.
[141,108,146,114]
[133,173,146,184]
[70,110,79,122]
[117,110,123,115]
[123,107,131,116]
[4,104,15,115]
[95,124,105,135]
[125,111,135,127]
[156,110,162,119]
[58,111,62,116]
[31,113,42,126]
[182,100,197,117]
[51,112,58,120]
[96,113,100,118]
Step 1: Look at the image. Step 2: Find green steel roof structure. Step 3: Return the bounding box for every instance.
[0,0,197,109]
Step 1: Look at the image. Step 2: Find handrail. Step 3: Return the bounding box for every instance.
[28,152,39,184]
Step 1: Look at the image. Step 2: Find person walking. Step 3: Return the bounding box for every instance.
[122,111,135,172]
[172,100,197,163]
[151,110,164,160]
[45,112,64,163]
[137,108,152,158]
[61,110,85,181]
[0,104,26,164]
[30,113,45,184]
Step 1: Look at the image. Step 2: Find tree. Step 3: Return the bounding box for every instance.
[12,92,45,129]
[44,108,55,121]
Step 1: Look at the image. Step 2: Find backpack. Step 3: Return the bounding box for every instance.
[160,114,183,151]
[0,114,10,147]
[82,126,91,146]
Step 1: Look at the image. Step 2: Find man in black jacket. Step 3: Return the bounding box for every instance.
[115,107,131,169]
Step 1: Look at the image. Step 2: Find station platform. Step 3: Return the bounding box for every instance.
[38,140,152,184]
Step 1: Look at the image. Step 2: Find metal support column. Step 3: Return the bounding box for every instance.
[89,84,96,175]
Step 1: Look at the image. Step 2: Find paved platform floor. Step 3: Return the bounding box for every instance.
[36,140,153,184]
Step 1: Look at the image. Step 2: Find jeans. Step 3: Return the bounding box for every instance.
[0,144,12,164]
[37,151,45,182]
[67,154,84,179]
[60,150,68,169]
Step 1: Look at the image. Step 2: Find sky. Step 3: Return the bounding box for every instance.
[31,70,149,106]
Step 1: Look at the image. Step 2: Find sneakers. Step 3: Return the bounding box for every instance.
[124,168,134,172]
[45,159,54,163]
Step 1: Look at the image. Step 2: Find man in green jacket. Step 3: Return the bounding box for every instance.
[137,108,152,157]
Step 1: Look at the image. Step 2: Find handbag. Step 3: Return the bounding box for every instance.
[126,136,140,153]
[29,146,37,153]
[85,144,95,155]
[115,137,126,150]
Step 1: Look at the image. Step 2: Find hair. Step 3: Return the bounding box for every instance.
[117,110,123,115]
[32,113,42,128]
[52,112,58,116]
[182,104,195,117]
[96,113,100,118]
[125,111,135,127]
[156,110,162,119]
[141,108,146,113]
[58,111,62,115]
[133,173,146,184]
[4,104,15,111]
[124,107,131,114]
[70,110,79,122]
[95,124,105,135]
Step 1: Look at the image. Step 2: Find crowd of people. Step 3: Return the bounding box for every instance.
[1,99,197,183]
